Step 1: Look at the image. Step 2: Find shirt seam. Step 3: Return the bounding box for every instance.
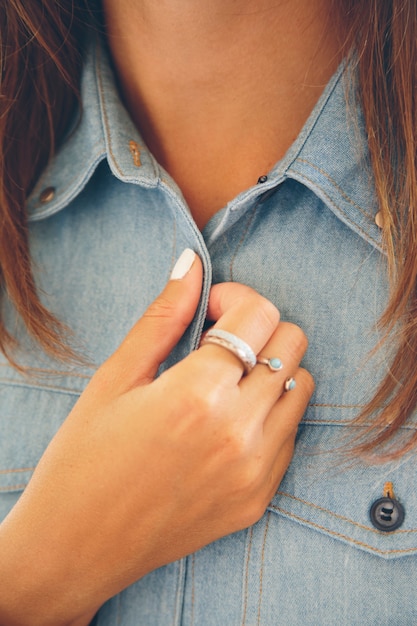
[289,172,381,249]
[271,505,417,554]
[295,158,374,220]
[0,378,82,396]
[274,491,417,534]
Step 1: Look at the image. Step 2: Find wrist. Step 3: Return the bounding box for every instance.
[0,519,99,626]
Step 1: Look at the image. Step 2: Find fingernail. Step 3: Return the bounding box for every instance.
[170,248,196,280]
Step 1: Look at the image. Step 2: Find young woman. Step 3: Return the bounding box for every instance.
[0,1,416,624]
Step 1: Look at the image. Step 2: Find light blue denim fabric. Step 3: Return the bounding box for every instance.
[1,39,417,625]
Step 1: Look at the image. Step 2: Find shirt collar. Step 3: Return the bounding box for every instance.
[283,65,382,251]
[27,39,160,221]
[26,39,382,251]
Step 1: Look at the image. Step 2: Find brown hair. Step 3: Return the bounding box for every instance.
[0,1,89,365]
[344,0,417,457]
[0,1,416,455]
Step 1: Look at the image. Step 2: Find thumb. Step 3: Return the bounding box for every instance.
[103,249,203,391]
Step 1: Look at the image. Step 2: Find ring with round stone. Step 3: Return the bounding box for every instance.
[200,328,257,374]
[284,377,296,391]
[256,356,283,372]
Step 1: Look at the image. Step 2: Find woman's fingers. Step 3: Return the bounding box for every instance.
[263,367,315,444]
[199,282,280,384]
[97,261,282,395]
[98,249,203,393]
[206,283,280,347]
[262,367,314,494]
[239,321,308,407]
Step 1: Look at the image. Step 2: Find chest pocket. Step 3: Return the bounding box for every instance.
[0,365,90,521]
[269,404,417,560]
[2,367,417,557]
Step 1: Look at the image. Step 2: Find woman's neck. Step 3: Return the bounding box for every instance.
[102,0,346,229]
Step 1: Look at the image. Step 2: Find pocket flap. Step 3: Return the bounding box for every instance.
[269,420,417,559]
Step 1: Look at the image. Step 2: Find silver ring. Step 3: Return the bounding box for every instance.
[284,377,296,391]
[200,328,256,374]
[256,357,283,372]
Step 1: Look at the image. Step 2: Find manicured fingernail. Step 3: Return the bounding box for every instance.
[170,248,196,280]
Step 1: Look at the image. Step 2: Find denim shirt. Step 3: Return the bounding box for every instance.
[1,40,417,625]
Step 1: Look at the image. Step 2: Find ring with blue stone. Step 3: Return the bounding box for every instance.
[256,356,283,372]
[284,377,296,392]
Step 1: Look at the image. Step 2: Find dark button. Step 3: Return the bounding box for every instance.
[39,186,56,204]
[369,497,405,531]
[257,175,268,184]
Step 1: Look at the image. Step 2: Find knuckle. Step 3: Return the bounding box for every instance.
[280,321,309,356]
[240,461,263,494]
[182,382,223,421]
[254,296,281,332]
[230,289,280,333]
[144,295,177,321]
[240,498,268,528]
[219,425,252,463]
[297,367,315,399]
[89,356,120,394]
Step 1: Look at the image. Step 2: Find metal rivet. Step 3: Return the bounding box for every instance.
[39,186,56,204]
[257,175,268,184]
[129,140,141,167]
[375,211,384,228]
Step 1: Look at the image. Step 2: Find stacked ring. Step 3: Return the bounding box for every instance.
[256,356,283,371]
[257,356,296,391]
[200,328,257,374]
[200,329,297,391]
[284,377,296,391]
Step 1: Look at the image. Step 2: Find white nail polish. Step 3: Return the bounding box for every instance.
[170,248,196,280]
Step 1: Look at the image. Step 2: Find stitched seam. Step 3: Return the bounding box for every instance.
[257,512,271,626]
[0,484,27,491]
[229,204,258,282]
[291,172,380,247]
[0,467,35,475]
[295,158,373,220]
[116,590,122,626]
[274,492,417,534]
[304,419,356,424]
[302,419,417,430]
[173,560,185,626]
[0,364,92,379]
[189,552,195,626]
[309,403,364,408]
[302,418,417,429]
[0,378,82,395]
[96,43,124,179]
[272,506,417,555]
[170,219,178,274]
[241,525,254,626]
[30,141,104,211]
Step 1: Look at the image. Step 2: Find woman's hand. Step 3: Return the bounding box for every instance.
[0,250,313,626]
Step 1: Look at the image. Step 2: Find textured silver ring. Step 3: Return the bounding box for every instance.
[256,357,283,372]
[201,328,256,374]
